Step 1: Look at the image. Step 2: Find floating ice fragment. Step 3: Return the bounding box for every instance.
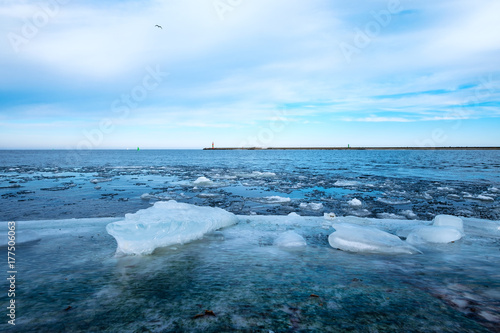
[376,198,411,205]
[250,171,276,178]
[90,178,112,183]
[264,196,291,203]
[464,194,494,201]
[239,171,276,178]
[288,212,300,217]
[437,186,455,192]
[376,213,405,220]
[477,195,494,202]
[328,223,421,254]
[447,194,461,200]
[323,212,336,220]
[197,193,221,198]
[141,193,154,200]
[300,202,323,210]
[401,210,418,219]
[274,230,307,247]
[349,209,372,217]
[433,215,463,232]
[193,176,213,186]
[106,201,238,255]
[406,226,463,244]
[140,193,170,201]
[348,198,362,207]
[333,180,359,187]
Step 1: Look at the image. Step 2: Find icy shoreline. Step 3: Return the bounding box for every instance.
[2,211,500,331]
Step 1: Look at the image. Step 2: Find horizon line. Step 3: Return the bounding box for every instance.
[1,146,499,151]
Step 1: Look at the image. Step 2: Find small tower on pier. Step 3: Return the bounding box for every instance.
[212,142,214,149]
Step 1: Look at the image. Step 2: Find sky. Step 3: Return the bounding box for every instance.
[0,0,499,149]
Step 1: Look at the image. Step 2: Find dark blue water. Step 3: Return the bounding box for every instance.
[1,149,499,221]
[1,149,499,181]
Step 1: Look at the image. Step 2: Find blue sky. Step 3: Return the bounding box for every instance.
[0,0,499,149]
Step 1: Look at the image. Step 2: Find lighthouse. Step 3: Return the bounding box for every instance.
[212,142,214,149]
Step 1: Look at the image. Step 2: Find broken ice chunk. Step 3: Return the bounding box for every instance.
[328,223,421,254]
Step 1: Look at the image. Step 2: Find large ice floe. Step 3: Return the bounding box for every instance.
[106,200,238,255]
[406,214,464,245]
[328,223,421,254]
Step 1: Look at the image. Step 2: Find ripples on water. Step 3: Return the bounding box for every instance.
[1,150,499,221]
[1,150,499,332]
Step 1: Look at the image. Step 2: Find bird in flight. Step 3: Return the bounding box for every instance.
[155,25,162,29]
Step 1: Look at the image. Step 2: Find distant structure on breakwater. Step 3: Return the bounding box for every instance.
[203,146,500,151]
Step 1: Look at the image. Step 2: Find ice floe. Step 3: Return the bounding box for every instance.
[328,223,421,255]
[333,180,359,187]
[376,198,412,205]
[376,213,405,220]
[299,202,323,211]
[400,210,418,219]
[106,201,238,255]
[90,178,113,183]
[197,193,221,199]
[406,226,463,245]
[464,194,495,202]
[404,214,464,244]
[193,176,213,186]
[264,196,291,204]
[348,198,362,207]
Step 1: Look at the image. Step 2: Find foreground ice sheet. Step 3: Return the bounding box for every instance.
[106,201,238,255]
[3,213,500,331]
[328,223,421,254]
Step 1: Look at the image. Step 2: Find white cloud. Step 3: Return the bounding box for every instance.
[1,0,499,147]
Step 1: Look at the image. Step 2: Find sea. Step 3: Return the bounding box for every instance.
[1,149,499,332]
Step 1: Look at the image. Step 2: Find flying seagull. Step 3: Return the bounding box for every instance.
[155,25,162,29]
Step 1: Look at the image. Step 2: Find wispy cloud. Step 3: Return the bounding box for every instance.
[0,0,499,148]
